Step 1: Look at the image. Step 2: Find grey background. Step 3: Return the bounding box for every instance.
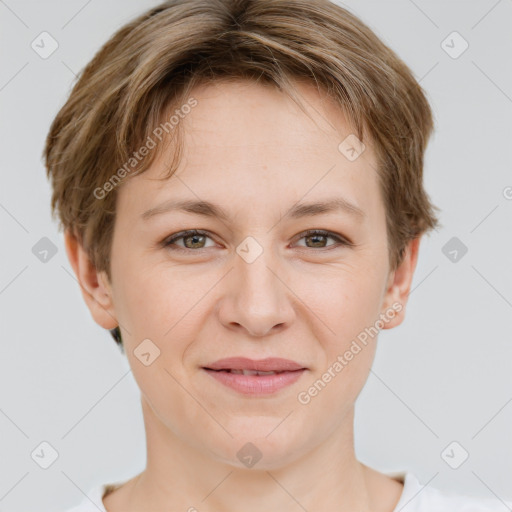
[0,0,511,510]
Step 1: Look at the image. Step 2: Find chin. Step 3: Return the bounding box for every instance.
[206,422,308,471]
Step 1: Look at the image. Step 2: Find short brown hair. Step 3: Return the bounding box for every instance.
[44,0,441,282]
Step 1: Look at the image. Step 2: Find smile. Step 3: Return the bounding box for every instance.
[202,357,308,395]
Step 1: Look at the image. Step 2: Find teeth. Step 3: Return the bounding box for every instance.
[228,369,278,376]
[246,370,277,376]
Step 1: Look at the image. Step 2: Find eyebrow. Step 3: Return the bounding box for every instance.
[141,197,365,222]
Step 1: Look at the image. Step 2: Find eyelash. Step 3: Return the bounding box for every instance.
[163,229,352,253]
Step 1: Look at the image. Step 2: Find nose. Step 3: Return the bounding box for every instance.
[216,241,295,338]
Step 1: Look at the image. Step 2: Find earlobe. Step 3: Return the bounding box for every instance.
[64,230,118,330]
[380,237,421,330]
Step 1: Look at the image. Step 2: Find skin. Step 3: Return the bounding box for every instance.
[65,79,421,511]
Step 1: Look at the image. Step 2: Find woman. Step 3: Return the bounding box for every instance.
[45,0,510,510]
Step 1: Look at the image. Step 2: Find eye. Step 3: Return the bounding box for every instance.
[164,229,217,251]
[163,228,351,253]
[293,229,351,250]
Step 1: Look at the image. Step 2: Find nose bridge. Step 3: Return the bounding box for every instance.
[236,234,282,305]
[223,233,294,336]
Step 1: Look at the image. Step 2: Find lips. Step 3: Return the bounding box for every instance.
[202,357,307,395]
[218,369,281,376]
[203,357,306,373]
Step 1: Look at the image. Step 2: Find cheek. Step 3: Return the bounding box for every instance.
[296,272,383,413]
[111,260,177,348]
[295,262,387,336]
[113,260,218,374]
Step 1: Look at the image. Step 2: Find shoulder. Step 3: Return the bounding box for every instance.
[60,482,116,512]
[395,472,512,512]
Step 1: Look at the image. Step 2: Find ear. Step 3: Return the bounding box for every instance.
[64,230,118,330]
[380,236,421,330]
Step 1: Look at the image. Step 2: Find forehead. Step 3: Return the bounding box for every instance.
[118,79,384,226]
[183,78,362,156]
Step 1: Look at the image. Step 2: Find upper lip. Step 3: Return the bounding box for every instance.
[203,357,306,372]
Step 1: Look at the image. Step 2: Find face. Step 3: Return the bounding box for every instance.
[79,79,415,469]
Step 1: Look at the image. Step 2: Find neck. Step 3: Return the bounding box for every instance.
[109,397,396,512]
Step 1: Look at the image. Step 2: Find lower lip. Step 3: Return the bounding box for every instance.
[203,368,306,395]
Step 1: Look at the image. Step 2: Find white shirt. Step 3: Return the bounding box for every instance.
[63,471,512,511]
